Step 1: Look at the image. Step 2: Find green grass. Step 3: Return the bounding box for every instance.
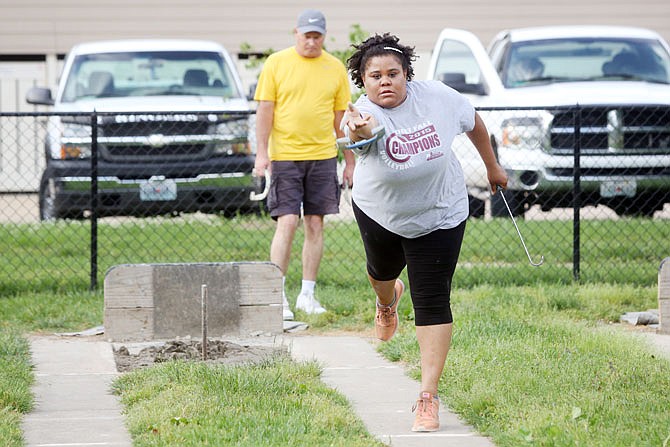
[2,215,669,295]
[0,290,102,334]
[379,285,669,447]
[1,215,669,446]
[0,328,33,447]
[112,357,384,447]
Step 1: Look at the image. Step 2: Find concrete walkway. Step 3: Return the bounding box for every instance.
[21,336,132,447]
[289,335,494,447]
[21,330,670,447]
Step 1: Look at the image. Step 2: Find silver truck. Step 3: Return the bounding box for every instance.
[427,26,670,217]
[26,39,259,220]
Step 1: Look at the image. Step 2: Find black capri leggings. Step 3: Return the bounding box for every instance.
[352,201,466,326]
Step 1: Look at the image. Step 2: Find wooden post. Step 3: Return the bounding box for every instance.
[103,262,283,341]
[660,258,670,334]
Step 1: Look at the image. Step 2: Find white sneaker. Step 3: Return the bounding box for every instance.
[295,291,326,314]
[282,292,294,321]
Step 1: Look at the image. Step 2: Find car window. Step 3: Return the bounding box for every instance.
[432,39,486,94]
[433,39,483,84]
[502,37,670,87]
[61,50,241,102]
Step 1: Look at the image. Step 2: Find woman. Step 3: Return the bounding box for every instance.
[340,33,508,432]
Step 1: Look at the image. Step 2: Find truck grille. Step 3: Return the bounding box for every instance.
[104,144,207,158]
[550,106,670,155]
[548,166,670,177]
[98,118,215,161]
[101,121,210,136]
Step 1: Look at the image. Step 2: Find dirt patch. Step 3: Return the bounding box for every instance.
[113,339,285,372]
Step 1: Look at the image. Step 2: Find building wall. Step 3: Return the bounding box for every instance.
[2,0,669,64]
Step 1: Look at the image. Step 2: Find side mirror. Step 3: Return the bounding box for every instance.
[26,87,55,106]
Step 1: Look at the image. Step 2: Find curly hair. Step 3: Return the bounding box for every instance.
[346,33,416,89]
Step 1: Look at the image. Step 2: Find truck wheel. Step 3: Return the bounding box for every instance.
[38,174,86,220]
[38,175,58,221]
[611,195,660,218]
[491,189,525,218]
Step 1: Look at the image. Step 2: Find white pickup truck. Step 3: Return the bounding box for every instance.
[427,26,670,217]
[27,39,259,220]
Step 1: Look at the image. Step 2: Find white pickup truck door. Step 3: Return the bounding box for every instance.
[426,28,504,99]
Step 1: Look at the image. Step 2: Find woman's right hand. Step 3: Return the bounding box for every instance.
[340,103,377,141]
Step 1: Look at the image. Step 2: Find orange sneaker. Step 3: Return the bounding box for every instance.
[375,279,404,341]
[411,391,440,432]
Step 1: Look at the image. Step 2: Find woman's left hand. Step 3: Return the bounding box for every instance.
[488,163,509,194]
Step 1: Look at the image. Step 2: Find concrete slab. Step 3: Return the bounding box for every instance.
[638,331,670,360]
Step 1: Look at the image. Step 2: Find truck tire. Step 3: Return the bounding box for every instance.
[611,193,663,218]
[38,175,84,221]
[38,175,58,221]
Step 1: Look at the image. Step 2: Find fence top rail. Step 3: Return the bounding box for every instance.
[4,104,669,117]
[0,110,256,118]
[475,103,670,112]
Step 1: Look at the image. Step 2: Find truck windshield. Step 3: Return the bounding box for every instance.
[61,50,241,102]
[504,37,670,87]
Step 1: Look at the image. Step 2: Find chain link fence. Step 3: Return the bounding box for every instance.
[1,106,669,295]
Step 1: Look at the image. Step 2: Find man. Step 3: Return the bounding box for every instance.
[253,9,355,320]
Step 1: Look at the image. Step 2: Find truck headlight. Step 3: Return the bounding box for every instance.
[212,140,251,155]
[60,142,91,159]
[59,123,92,159]
[501,117,547,150]
[213,120,250,155]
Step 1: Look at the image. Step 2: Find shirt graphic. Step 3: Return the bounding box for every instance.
[385,122,442,167]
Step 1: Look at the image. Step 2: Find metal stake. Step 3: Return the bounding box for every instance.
[201,284,208,360]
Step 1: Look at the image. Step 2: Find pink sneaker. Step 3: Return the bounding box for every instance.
[411,391,440,432]
[375,279,404,341]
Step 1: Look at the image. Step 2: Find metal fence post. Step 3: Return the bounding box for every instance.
[90,111,98,291]
[572,106,581,282]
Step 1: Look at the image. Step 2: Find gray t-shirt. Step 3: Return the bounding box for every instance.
[352,80,475,238]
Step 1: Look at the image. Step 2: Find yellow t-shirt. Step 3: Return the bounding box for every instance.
[254,47,350,161]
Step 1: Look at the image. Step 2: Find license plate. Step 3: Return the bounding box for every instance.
[140,178,177,201]
[600,179,636,198]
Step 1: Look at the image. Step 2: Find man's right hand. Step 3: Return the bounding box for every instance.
[254,153,270,177]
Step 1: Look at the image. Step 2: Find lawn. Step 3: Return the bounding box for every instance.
[1,216,669,446]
